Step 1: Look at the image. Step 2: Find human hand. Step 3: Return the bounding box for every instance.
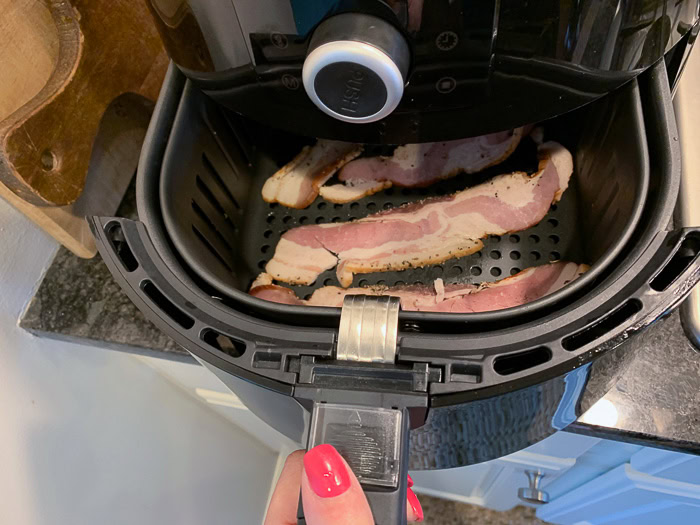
[264,444,424,525]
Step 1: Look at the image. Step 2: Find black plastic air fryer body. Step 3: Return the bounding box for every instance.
[92,56,700,523]
[145,0,700,142]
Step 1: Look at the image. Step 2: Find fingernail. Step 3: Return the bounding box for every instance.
[304,444,352,498]
[408,474,414,488]
[407,487,424,522]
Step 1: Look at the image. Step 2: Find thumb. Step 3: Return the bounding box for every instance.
[301,444,374,525]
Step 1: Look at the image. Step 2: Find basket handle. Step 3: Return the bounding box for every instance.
[297,402,411,525]
[296,295,412,524]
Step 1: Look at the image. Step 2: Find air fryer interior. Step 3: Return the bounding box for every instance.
[158,77,649,323]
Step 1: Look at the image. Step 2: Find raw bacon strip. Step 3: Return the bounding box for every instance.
[250,283,305,306]
[319,179,390,204]
[262,140,363,209]
[250,262,588,312]
[265,141,573,287]
[320,128,526,203]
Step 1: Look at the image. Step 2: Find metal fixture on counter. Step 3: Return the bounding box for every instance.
[518,470,550,505]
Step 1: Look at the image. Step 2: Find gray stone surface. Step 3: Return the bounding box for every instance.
[20,242,188,361]
[569,311,700,454]
[20,183,190,362]
[420,496,545,525]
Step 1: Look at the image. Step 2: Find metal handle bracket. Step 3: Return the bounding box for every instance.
[337,295,400,363]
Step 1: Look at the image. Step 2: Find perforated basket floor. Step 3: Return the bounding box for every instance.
[242,138,585,300]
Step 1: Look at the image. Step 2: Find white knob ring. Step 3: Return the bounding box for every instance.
[302,41,405,124]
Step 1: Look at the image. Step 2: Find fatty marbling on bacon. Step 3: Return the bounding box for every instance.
[320,128,526,203]
[261,140,362,209]
[250,262,588,312]
[265,141,573,287]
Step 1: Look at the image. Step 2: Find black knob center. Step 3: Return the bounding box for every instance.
[314,62,388,118]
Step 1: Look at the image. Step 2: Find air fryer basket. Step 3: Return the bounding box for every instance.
[93,59,700,473]
[158,76,649,324]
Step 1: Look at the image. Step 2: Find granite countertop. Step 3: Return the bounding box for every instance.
[21,183,189,363]
[20,184,700,456]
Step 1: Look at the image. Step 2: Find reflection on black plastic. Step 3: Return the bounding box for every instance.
[650,234,700,292]
[562,300,642,351]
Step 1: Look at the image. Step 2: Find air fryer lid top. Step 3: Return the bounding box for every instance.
[148,0,700,142]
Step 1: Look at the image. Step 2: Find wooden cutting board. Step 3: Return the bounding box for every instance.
[0,0,167,257]
[0,95,154,258]
[0,0,167,207]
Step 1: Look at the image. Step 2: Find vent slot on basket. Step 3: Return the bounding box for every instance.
[106,222,138,272]
[191,200,234,254]
[141,280,194,329]
[192,225,233,272]
[196,175,235,225]
[494,347,552,375]
[201,328,246,358]
[562,299,642,351]
[650,234,700,292]
[202,152,240,210]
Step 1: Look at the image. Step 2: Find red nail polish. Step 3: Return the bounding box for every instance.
[407,487,424,522]
[304,444,352,498]
[408,474,414,488]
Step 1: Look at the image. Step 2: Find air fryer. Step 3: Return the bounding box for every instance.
[93,2,700,524]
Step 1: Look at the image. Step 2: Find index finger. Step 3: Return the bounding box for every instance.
[264,450,305,525]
